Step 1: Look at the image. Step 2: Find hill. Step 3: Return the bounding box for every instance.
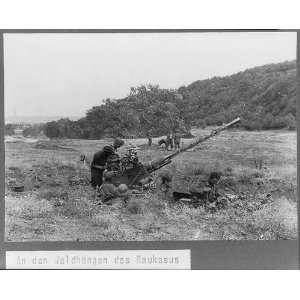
[178,60,296,130]
[8,60,296,139]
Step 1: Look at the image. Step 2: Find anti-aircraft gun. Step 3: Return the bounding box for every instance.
[107,117,241,188]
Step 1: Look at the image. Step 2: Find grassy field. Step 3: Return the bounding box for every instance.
[5,128,297,241]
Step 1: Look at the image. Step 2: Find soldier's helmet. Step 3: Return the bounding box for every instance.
[118,184,128,193]
[113,138,125,149]
[103,145,115,155]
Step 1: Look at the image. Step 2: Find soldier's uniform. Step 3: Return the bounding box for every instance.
[166,135,172,150]
[146,130,153,147]
[90,146,114,188]
[169,134,174,150]
[174,132,181,150]
[97,172,129,205]
[90,138,124,188]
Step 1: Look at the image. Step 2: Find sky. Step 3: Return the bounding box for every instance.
[4,32,297,119]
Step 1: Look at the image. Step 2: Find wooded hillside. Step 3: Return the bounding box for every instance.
[7,60,295,139]
[179,60,296,130]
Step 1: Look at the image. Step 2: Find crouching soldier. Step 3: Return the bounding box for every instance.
[97,171,130,207]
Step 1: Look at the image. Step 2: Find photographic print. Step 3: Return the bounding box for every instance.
[3,32,298,243]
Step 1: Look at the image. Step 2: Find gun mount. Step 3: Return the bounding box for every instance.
[109,117,241,188]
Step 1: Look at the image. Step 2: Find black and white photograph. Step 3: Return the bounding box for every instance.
[3,31,298,242]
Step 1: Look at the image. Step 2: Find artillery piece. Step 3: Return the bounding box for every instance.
[107,117,241,188]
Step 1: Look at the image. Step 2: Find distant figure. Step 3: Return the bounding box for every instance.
[146,129,153,147]
[174,132,181,150]
[90,138,124,188]
[169,133,174,150]
[158,139,167,148]
[166,134,173,151]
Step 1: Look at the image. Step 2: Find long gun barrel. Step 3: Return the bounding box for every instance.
[149,117,241,172]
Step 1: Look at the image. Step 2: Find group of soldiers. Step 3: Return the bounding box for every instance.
[157,132,182,151]
[89,130,182,205]
[90,138,129,206]
[165,132,181,150]
[147,129,182,151]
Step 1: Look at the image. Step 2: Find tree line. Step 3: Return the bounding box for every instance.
[43,85,191,139]
[5,60,296,139]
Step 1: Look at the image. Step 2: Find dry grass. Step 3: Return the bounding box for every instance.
[5,129,297,241]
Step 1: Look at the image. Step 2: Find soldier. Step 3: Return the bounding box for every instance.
[169,133,174,150]
[146,129,153,147]
[97,171,130,206]
[174,131,181,150]
[90,145,115,188]
[166,134,172,151]
[90,138,124,188]
[113,138,125,151]
[158,138,167,148]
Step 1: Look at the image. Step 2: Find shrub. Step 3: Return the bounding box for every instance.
[242,120,262,131]
[196,119,206,128]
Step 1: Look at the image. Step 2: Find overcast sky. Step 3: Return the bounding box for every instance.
[4,32,297,118]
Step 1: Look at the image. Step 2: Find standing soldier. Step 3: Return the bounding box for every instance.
[146,129,153,147]
[174,131,181,150]
[169,133,174,150]
[166,134,172,151]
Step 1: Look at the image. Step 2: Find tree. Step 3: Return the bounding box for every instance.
[23,124,44,137]
[282,113,296,130]
[5,124,17,135]
[44,121,60,138]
